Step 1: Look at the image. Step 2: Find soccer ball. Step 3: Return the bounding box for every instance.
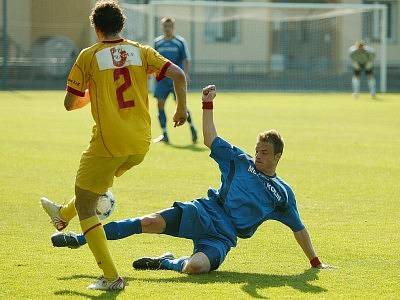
[96,190,116,221]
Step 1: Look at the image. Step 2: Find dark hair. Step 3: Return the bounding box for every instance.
[90,0,125,36]
[258,130,284,155]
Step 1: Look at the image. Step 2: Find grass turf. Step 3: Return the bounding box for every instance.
[0,91,399,299]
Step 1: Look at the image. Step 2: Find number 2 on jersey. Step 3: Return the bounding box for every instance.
[113,67,135,109]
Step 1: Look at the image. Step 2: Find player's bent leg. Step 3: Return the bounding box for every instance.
[132,207,192,271]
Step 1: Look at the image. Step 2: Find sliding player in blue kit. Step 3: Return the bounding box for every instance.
[52,85,333,273]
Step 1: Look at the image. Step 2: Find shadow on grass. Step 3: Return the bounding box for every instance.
[54,289,122,300]
[167,143,208,152]
[56,268,326,299]
[55,275,122,299]
[135,269,326,298]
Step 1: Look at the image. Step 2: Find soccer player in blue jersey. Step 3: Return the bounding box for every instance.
[153,17,197,144]
[52,85,333,273]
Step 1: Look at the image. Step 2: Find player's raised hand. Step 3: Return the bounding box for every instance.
[173,107,188,127]
[202,85,216,102]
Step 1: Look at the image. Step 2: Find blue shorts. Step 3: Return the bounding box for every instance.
[154,78,175,101]
[172,198,237,270]
[159,198,236,270]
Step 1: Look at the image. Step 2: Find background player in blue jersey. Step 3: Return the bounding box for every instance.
[52,85,333,273]
[153,17,197,144]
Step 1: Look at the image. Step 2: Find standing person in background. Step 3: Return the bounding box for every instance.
[349,40,376,99]
[153,17,198,144]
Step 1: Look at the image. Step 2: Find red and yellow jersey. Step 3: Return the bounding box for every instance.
[66,39,171,157]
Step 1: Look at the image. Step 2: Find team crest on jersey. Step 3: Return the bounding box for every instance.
[110,47,128,67]
[96,45,142,70]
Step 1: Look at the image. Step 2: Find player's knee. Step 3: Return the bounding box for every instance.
[158,100,166,110]
[183,252,211,274]
[183,260,209,274]
[74,186,99,218]
[75,198,95,218]
[140,213,166,233]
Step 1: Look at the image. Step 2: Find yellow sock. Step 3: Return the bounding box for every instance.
[59,197,77,222]
[80,215,118,280]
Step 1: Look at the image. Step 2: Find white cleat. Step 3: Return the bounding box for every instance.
[152,133,169,144]
[87,276,126,291]
[352,93,359,99]
[40,197,68,231]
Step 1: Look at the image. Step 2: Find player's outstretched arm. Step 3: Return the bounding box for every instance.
[293,228,334,269]
[64,89,90,111]
[202,85,217,148]
[165,64,188,127]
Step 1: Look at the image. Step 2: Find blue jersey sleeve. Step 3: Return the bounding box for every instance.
[210,137,246,173]
[178,37,190,61]
[267,196,305,232]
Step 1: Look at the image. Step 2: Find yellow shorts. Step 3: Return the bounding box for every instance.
[75,153,146,194]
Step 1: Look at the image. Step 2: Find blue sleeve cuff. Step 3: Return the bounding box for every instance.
[209,136,231,159]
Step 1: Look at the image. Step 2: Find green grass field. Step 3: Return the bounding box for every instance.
[0,91,399,299]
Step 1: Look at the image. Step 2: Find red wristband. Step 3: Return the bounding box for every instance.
[202,101,213,110]
[310,257,321,268]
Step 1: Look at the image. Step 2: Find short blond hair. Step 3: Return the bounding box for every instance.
[161,16,175,24]
[258,130,284,155]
